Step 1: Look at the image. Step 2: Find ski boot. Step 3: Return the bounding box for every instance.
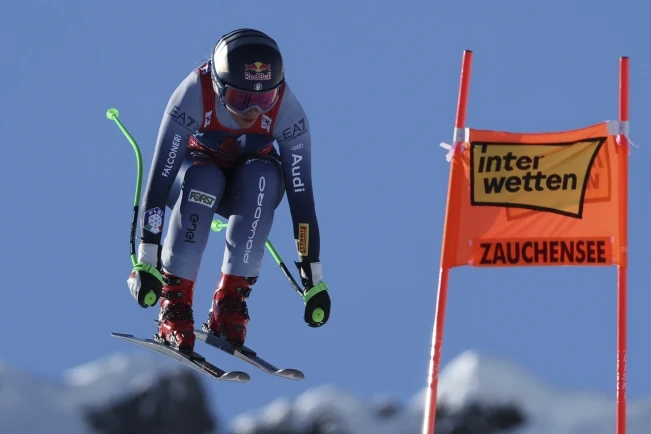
[156,271,196,352]
[203,273,257,348]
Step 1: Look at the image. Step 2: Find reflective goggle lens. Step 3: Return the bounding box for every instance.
[225,86,279,112]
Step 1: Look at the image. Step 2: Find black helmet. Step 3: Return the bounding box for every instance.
[210,28,284,94]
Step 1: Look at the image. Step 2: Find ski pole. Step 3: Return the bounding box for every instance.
[212,219,325,324]
[211,219,305,297]
[105,107,160,307]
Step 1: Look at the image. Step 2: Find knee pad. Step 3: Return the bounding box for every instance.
[167,156,224,208]
[241,157,284,207]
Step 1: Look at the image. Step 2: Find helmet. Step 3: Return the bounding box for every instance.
[210,28,284,115]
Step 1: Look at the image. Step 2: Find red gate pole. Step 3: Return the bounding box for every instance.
[616,55,629,434]
[422,49,473,434]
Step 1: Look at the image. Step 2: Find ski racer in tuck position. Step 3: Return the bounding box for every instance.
[126,28,331,352]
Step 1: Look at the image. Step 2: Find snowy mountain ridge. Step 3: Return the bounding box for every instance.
[2,350,651,434]
[232,350,651,434]
[430,351,651,434]
[0,352,188,434]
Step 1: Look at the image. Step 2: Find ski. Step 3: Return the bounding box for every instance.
[152,320,304,380]
[110,332,251,383]
[195,325,305,381]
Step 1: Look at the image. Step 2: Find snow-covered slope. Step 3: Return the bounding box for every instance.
[2,350,651,434]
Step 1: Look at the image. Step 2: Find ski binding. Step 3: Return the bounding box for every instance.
[152,320,305,381]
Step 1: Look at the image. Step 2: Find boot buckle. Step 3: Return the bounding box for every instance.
[236,285,252,298]
[161,290,185,300]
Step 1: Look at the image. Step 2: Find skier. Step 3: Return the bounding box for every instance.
[126,28,330,352]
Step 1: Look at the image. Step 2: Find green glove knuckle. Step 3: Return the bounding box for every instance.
[133,262,163,283]
[302,281,328,305]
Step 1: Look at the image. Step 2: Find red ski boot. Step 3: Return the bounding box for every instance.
[203,273,257,347]
[157,272,196,352]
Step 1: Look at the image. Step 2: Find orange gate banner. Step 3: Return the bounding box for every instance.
[442,121,626,268]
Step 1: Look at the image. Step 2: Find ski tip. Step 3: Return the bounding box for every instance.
[111,332,134,338]
[275,369,305,381]
[223,371,251,382]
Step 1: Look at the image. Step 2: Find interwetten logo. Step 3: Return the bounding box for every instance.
[469,138,606,218]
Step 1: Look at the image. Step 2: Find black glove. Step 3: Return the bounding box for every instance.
[296,261,330,327]
[126,242,163,308]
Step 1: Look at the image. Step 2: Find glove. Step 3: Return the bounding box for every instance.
[296,261,331,327]
[126,243,163,308]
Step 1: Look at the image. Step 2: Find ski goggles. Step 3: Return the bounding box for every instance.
[222,85,281,115]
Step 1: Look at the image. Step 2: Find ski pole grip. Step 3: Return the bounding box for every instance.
[143,290,157,306]
[106,108,119,120]
[311,307,325,323]
[211,219,227,232]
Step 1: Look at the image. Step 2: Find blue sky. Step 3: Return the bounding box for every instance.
[3,0,651,426]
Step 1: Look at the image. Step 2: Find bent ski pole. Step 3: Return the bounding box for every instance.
[211,219,305,297]
[105,107,161,307]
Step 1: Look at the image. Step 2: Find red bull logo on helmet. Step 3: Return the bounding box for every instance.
[244,62,272,80]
